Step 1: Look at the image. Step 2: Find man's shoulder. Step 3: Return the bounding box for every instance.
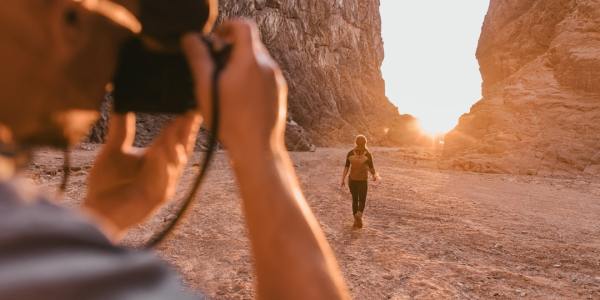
[0,181,199,299]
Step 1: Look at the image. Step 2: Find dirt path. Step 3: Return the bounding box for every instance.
[25,147,600,299]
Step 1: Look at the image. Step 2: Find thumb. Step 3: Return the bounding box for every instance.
[181,33,215,124]
[105,112,135,151]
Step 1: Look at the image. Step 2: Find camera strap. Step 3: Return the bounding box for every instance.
[58,149,71,197]
[143,38,230,249]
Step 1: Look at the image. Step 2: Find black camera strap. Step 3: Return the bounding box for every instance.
[59,149,70,196]
[143,38,230,249]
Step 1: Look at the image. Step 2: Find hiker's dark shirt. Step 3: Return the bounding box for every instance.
[0,181,201,300]
[345,150,375,181]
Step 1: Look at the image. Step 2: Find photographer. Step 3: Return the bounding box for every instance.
[0,1,349,299]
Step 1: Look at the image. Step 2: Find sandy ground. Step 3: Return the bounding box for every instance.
[23,146,600,299]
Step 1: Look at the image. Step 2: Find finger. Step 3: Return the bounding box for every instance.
[174,112,202,155]
[215,19,259,62]
[105,112,135,151]
[219,20,285,97]
[218,19,278,71]
[150,112,202,166]
[202,0,219,34]
[181,33,215,120]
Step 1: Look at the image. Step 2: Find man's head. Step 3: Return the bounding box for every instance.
[0,0,218,149]
[0,0,139,148]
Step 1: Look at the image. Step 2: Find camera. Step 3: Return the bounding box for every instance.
[112,0,216,114]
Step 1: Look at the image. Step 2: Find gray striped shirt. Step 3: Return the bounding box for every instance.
[0,182,201,300]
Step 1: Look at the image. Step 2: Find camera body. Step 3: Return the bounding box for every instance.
[112,0,214,114]
[113,38,196,114]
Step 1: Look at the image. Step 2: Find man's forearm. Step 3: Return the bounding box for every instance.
[229,147,349,300]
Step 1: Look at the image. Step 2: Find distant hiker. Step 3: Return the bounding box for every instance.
[340,135,377,228]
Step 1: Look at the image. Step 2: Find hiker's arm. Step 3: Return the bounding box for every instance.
[370,167,377,178]
[182,20,349,300]
[367,153,377,180]
[341,153,350,186]
[341,166,349,186]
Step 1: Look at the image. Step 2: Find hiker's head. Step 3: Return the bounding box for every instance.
[355,135,367,150]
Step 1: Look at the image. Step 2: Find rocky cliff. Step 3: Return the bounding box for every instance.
[218,0,421,146]
[442,0,600,176]
[91,0,421,150]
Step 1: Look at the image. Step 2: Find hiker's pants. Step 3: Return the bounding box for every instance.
[348,180,368,215]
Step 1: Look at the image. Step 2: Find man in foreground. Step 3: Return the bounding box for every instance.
[0,1,349,299]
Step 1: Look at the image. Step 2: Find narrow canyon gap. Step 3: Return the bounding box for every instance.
[379,0,489,137]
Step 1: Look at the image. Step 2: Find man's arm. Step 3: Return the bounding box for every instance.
[231,146,349,300]
[183,21,350,300]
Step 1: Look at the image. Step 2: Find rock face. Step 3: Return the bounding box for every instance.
[285,119,316,151]
[219,0,421,146]
[442,0,600,176]
[90,0,422,150]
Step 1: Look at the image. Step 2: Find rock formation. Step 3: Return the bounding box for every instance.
[90,0,422,150]
[442,0,600,176]
[218,0,421,146]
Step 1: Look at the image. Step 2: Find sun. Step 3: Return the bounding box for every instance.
[417,114,458,137]
[380,1,489,141]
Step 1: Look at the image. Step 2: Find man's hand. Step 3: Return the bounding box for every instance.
[340,181,346,188]
[182,20,288,161]
[83,112,201,239]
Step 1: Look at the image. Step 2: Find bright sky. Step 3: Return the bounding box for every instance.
[380,1,490,136]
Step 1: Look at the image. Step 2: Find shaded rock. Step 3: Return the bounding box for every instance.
[88,98,314,152]
[91,110,216,150]
[285,119,315,152]
[86,95,111,143]
[442,0,600,176]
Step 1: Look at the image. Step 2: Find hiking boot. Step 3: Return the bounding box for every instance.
[354,212,363,229]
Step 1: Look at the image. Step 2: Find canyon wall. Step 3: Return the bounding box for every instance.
[442,0,600,176]
[92,0,422,149]
[218,0,421,146]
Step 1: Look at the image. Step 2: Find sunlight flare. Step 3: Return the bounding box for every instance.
[416,114,458,137]
[380,0,489,135]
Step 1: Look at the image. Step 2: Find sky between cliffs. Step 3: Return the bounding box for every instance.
[380,0,490,136]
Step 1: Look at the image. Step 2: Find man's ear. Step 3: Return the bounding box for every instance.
[46,0,95,64]
[44,0,133,108]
